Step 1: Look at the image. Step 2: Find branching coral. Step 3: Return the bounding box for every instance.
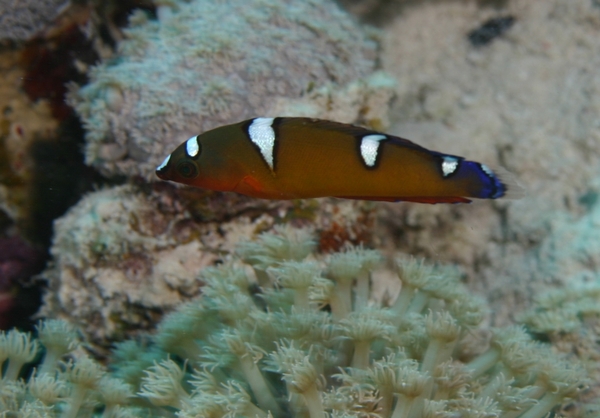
[0,228,589,417]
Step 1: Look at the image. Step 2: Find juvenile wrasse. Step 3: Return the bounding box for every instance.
[156,117,520,204]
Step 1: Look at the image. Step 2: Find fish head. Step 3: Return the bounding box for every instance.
[155,134,202,186]
[155,128,247,193]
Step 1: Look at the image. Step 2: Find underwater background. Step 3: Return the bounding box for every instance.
[0,0,599,416]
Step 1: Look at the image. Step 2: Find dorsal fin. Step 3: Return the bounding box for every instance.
[277,117,428,152]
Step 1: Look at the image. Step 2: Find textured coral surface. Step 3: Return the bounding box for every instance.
[41,185,217,346]
[0,0,68,41]
[41,184,380,349]
[71,0,379,180]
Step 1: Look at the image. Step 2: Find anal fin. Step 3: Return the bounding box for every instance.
[335,196,472,204]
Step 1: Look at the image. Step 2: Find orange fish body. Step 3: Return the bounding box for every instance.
[156,117,515,203]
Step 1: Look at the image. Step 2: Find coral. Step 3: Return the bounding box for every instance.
[0,37,102,248]
[3,229,589,416]
[40,184,218,349]
[70,0,382,181]
[40,181,381,350]
[0,0,69,41]
[521,193,600,287]
[518,282,600,411]
[0,48,59,227]
[0,322,138,417]
[266,71,397,132]
[365,0,600,326]
[518,283,600,336]
[470,176,600,327]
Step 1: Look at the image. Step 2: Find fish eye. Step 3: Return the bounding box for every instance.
[177,161,198,178]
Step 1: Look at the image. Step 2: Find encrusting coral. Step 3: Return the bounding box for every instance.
[0,228,588,417]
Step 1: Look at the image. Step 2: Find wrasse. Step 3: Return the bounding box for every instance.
[156,117,520,204]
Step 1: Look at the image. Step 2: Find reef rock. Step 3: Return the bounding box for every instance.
[41,185,217,346]
[375,0,600,324]
[41,183,381,348]
[0,0,68,41]
[70,0,381,181]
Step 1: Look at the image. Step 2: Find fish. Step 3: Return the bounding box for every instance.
[155,117,520,204]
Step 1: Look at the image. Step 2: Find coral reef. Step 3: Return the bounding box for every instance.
[0,17,103,329]
[482,180,600,325]
[518,282,600,416]
[0,48,59,227]
[518,282,600,380]
[40,183,381,349]
[40,184,220,348]
[70,0,383,181]
[267,71,397,132]
[0,35,99,245]
[3,0,600,414]
[0,0,69,41]
[369,0,600,324]
[1,229,589,417]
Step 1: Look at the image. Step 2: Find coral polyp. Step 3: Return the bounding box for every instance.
[0,228,586,417]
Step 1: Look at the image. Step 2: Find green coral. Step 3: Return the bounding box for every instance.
[0,229,588,417]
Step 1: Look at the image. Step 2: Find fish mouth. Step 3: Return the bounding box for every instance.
[155,154,171,179]
[155,163,170,180]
